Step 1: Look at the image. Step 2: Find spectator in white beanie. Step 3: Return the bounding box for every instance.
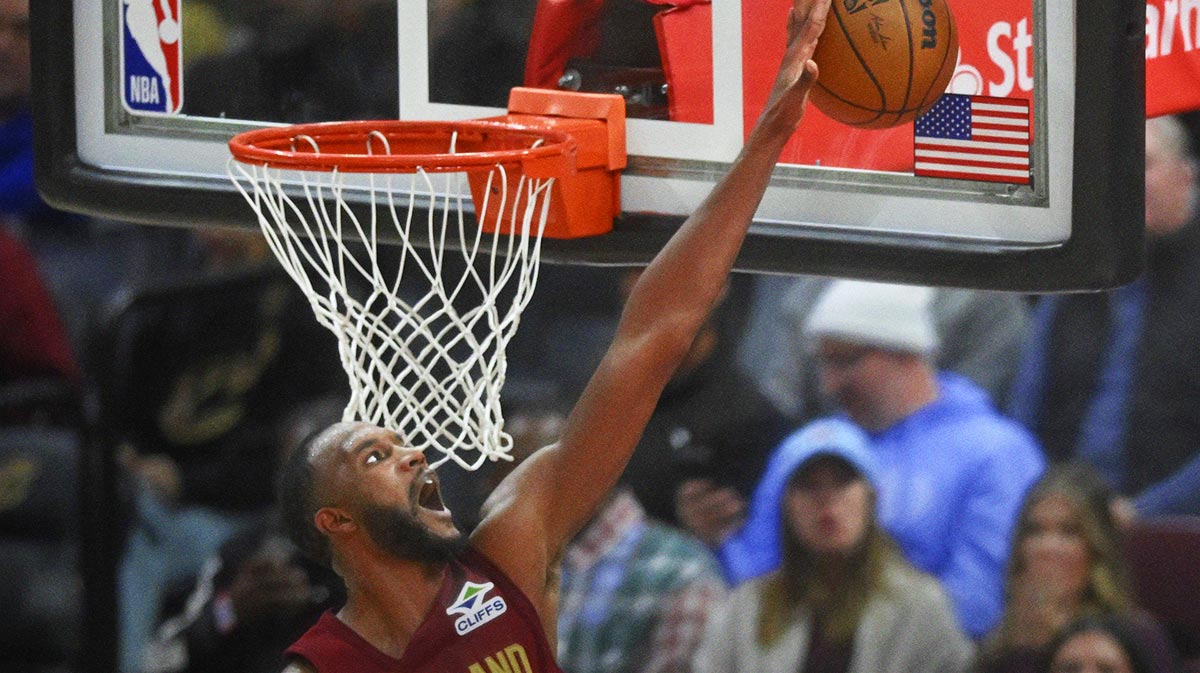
[734,275,1029,422]
[804,280,939,357]
[679,279,1045,640]
[802,281,940,430]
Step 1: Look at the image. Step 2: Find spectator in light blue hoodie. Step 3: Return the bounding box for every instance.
[678,281,1044,640]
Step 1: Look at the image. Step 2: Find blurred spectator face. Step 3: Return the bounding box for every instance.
[486,410,566,490]
[1144,119,1196,238]
[815,339,897,426]
[252,0,333,54]
[0,0,30,108]
[784,457,872,555]
[1020,493,1091,596]
[196,229,270,270]
[1049,630,1134,673]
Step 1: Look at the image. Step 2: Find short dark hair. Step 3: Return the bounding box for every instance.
[277,427,332,567]
[1043,614,1161,673]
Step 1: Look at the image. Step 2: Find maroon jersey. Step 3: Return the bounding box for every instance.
[285,547,562,673]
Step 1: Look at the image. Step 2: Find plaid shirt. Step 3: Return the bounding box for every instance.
[558,491,727,673]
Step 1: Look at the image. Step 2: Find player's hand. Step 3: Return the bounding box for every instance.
[761,0,832,134]
[676,478,747,547]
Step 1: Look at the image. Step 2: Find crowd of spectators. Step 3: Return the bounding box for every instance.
[5,0,1200,671]
[692,279,1044,639]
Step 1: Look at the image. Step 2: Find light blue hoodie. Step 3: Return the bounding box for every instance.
[718,372,1044,639]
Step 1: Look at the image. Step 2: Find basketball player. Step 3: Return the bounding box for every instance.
[278,0,832,670]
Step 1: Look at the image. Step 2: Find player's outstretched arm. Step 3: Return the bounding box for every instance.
[473,0,831,602]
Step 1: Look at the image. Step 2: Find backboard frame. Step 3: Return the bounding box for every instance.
[33,0,1145,291]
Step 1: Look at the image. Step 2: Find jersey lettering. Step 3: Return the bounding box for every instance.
[466,644,533,673]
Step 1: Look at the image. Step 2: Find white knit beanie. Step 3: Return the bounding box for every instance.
[803,280,939,355]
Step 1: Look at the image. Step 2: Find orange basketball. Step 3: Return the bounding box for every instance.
[810,0,959,129]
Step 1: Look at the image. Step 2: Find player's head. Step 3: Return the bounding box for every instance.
[0,0,30,113]
[278,421,463,571]
[803,281,938,429]
[1144,115,1197,239]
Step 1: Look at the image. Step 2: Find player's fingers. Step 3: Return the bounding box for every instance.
[789,0,831,51]
[796,59,820,92]
[778,0,829,101]
[771,60,820,116]
[786,7,800,46]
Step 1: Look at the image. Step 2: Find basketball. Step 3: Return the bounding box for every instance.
[810,0,959,129]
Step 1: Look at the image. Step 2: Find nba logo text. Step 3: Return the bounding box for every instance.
[120,0,182,115]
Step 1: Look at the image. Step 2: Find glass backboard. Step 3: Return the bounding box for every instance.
[34,0,1145,292]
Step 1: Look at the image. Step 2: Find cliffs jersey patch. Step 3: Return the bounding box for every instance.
[447,581,508,636]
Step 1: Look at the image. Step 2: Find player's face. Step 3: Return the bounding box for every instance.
[360,498,466,567]
[320,423,461,547]
[0,0,30,106]
[784,457,872,556]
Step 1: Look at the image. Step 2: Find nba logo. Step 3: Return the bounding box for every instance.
[120,0,182,115]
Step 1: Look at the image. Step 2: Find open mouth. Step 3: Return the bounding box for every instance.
[414,471,447,513]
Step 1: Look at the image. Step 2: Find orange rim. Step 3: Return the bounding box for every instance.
[229,119,576,174]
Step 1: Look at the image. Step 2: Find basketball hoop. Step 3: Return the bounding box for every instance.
[228,90,625,469]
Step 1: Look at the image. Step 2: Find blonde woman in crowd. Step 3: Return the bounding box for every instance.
[974,464,1177,673]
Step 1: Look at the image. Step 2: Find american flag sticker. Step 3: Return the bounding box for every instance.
[913,94,1031,185]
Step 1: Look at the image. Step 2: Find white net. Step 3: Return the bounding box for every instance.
[228,132,555,469]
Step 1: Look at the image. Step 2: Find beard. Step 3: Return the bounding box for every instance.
[360,504,466,567]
